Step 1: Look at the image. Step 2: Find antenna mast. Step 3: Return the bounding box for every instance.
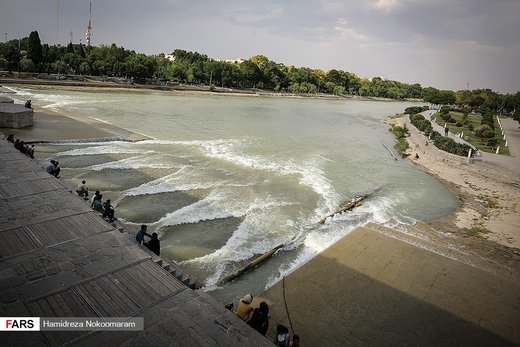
[56,0,60,43]
[86,2,92,46]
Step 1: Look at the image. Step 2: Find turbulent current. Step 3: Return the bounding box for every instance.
[8,87,458,303]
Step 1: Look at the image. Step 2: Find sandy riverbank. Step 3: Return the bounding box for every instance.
[389,114,520,249]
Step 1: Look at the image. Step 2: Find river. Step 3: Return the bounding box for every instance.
[7,87,458,304]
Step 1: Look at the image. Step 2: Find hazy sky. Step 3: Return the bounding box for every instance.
[2,0,519,93]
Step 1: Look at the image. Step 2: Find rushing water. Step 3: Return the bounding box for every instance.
[7,87,457,303]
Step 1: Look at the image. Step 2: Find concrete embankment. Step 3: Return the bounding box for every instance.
[259,223,520,346]
[0,133,270,346]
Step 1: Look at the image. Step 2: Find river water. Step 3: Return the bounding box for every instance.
[7,87,457,304]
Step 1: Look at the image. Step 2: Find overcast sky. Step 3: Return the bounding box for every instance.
[2,0,519,93]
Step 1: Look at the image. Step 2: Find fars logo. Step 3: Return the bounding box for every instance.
[0,317,40,331]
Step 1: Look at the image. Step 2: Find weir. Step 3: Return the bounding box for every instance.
[0,132,271,346]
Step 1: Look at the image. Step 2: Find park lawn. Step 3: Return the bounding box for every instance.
[432,111,510,155]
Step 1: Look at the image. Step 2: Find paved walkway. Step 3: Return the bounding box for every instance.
[0,134,271,346]
[500,117,520,158]
[425,111,520,174]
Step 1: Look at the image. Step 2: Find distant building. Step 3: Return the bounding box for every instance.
[220,58,245,64]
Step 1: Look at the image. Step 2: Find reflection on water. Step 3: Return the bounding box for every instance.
[12,87,458,304]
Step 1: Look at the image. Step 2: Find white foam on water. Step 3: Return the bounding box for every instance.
[56,145,152,156]
[187,210,291,289]
[85,154,179,171]
[152,190,237,227]
[122,165,230,196]
[153,187,291,229]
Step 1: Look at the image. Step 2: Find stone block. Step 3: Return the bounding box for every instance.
[0,103,33,128]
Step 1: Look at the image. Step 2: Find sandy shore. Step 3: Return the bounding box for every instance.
[390,114,520,249]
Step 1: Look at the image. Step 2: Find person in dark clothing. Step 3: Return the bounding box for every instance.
[25,100,32,108]
[18,140,27,154]
[45,160,61,178]
[26,144,35,159]
[102,199,115,222]
[136,224,151,245]
[6,134,14,143]
[247,301,269,336]
[274,325,290,347]
[146,232,161,256]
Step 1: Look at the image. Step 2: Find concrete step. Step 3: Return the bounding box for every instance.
[362,222,519,283]
[363,223,464,260]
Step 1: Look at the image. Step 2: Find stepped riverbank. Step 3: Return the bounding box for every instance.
[0,132,271,346]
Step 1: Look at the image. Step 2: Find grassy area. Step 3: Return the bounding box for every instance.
[463,226,490,236]
[388,123,410,157]
[431,112,510,155]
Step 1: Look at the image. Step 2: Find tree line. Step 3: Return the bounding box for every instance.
[0,31,519,120]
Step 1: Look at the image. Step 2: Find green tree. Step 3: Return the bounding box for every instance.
[27,31,43,69]
[239,60,261,87]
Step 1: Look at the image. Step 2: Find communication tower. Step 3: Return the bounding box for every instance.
[86,2,92,46]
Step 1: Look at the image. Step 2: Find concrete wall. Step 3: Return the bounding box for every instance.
[0,97,14,103]
[0,103,33,128]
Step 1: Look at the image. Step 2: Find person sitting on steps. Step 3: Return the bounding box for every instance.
[92,194,104,213]
[146,232,161,256]
[90,191,101,207]
[102,199,116,222]
[235,294,254,321]
[45,160,60,178]
[76,180,89,199]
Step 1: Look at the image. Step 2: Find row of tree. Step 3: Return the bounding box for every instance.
[0,31,519,120]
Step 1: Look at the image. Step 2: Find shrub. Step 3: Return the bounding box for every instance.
[440,113,451,121]
[486,138,498,147]
[389,125,410,157]
[416,120,433,135]
[448,118,457,124]
[411,114,425,122]
[433,136,472,156]
[468,124,474,131]
[475,125,493,138]
[456,122,463,127]
[389,125,409,138]
[410,113,433,135]
[430,130,442,140]
[404,106,425,115]
[481,129,495,138]
[481,113,494,129]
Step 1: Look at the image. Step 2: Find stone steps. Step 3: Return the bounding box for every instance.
[153,257,198,289]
